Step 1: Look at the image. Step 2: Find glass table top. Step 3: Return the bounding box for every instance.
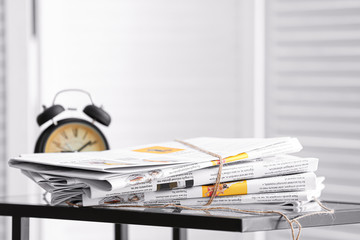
[0,194,359,232]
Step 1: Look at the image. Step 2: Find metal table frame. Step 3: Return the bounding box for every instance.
[2,200,360,240]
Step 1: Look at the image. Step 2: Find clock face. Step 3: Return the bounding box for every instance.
[36,119,109,153]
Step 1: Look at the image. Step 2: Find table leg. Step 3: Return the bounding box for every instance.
[115,223,128,240]
[173,228,187,240]
[12,217,29,240]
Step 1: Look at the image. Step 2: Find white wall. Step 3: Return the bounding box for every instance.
[5,0,42,239]
[36,0,257,239]
[39,0,256,145]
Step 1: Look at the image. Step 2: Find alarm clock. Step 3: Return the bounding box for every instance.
[34,89,111,153]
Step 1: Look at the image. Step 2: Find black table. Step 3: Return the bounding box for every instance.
[1,195,360,240]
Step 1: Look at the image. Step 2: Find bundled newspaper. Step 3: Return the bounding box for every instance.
[9,137,324,208]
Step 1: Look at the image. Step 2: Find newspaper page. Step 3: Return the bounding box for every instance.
[87,155,318,198]
[52,190,83,205]
[82,188,322,207]
[83,138,303,191]
[31,149,308,196]
[99,138,303,189]
[146,179,324,206]
[166,189,322,206]
[11,137,300,172]
[10,137,303,191]
[22,170,87,193]
[82,172,317,206]
[11,138,291,173]
[27,153,319,203]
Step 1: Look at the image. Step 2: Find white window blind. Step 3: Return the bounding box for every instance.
[0,1,7,236]
[0,0,5,238]
[265,0,360,239]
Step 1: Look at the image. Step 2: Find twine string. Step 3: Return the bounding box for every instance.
[174,139,225,205]
[65,139,334,240]
[66,200,332,240]
[172,139,334,239]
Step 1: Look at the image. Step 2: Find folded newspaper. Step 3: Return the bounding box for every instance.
[9,137,324,207]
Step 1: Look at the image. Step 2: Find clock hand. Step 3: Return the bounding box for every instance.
[77,140,96,152]
[60,143,76,153]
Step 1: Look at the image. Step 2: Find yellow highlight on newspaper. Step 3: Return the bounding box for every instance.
[133,146,184,154]
[202,181,247,197]
[211,152,248,165]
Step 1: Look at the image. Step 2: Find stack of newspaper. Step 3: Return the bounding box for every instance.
[9,137,324,207]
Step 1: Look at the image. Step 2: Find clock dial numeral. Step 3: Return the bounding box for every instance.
[83,131,88,140]
[52,141,63,150]
[65,143,74,152]
[72,128,78,137]
[61,131,68,139]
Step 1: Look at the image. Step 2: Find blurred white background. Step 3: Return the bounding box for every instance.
[2,0,360,239]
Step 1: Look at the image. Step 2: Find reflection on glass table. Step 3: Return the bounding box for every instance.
[1,195,360,240]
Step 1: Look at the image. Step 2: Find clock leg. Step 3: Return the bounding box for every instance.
[115,223,128,240]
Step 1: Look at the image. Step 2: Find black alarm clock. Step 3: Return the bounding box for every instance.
[34,89,111,153]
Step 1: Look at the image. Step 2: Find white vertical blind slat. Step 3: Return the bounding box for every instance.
[266,0,360,239]
[0,0,5,238]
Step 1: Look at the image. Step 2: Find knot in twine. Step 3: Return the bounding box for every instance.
[67,139,335,240]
